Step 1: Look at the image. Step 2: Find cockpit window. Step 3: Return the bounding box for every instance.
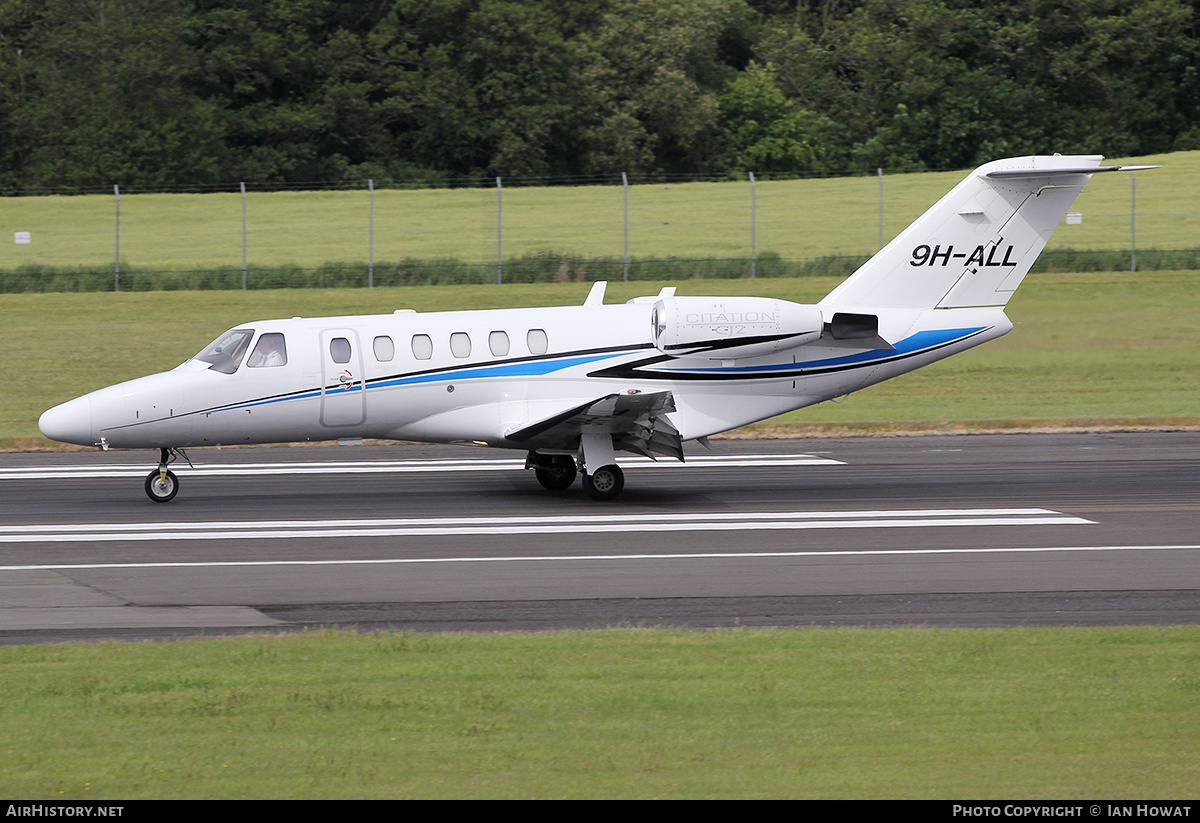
[247,332,288,368]
[194,328,254,374]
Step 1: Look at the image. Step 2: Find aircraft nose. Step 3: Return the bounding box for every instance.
[39,396,94,446]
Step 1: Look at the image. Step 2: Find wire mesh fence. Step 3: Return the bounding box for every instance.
[0,168,1180,292]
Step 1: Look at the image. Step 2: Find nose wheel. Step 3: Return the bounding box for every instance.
[144,447,189,502]
[145,469,179,503]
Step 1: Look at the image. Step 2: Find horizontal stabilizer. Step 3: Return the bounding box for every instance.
[986,164,1160,179]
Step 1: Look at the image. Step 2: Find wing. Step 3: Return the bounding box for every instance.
[505,390,683,461]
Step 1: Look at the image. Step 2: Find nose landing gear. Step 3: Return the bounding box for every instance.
[144,447,190,503]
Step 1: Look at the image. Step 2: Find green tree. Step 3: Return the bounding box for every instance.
[2,0,1194,188]
[717,61,829,171]
[755,0,1200,169]
[192,0,411,183]
[1,0,223,189]
[574,0,756,176]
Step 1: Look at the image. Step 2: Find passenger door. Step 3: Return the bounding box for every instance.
[319,329,366,427]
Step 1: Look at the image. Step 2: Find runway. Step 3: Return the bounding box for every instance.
[1,432,1197,642]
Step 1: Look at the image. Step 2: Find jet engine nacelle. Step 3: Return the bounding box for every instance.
[651,296,823,359]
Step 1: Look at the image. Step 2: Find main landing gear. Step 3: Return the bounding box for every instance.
[144,447,190,503]
[526,433,627,501]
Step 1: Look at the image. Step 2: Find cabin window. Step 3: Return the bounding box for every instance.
[194,328,254,374]
[488,330,510,357]
[527,328,548,355]
[373,335,395,362]
[247,333,288,368]
[411,334,433,360]
[450,332,471,358]
[330,337,352,364]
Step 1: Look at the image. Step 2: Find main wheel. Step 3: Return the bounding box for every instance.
[535,456,577,491]
[583,464,624,501]
[145,469,179,503]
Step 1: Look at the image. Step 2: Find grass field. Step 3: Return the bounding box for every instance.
[2,627,1197,799]
[4,270,1197,447]
[0,151,1191,275]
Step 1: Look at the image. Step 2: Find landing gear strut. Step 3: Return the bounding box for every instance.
[144,447,189,503]
[579,433,625,501]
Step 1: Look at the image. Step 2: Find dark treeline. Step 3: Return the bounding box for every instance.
[1,0,1197,191]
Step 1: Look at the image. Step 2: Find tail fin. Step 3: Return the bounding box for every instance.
[820,155,1154,310]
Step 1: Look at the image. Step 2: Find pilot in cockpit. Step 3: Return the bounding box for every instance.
[247,332,287,368]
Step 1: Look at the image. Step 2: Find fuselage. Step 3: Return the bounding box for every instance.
[38,298,1012,452]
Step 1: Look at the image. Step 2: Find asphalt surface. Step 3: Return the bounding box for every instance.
[1,432,1197,642]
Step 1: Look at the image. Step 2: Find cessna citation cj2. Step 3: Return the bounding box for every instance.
[40,155,1154,502]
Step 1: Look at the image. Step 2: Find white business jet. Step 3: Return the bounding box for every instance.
[39,155,1154,502]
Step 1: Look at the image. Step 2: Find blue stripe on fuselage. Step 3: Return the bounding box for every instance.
[657,327,988,374]
[201,351,627,416]
[369,352,622,390]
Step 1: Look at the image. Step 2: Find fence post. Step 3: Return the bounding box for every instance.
[622,172,629,282]
[368,179,375,288]
[1130,171,1137,273]
[749,171,756,278]
[240,182,248,290]
[496,177,503,285]
[113,185,121,292]
[878,167,884,251]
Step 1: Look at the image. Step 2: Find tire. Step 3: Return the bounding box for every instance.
[535,456,577,491]
[145,469,179,503]
[583,464,624,501]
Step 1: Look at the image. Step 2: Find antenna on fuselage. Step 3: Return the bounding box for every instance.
[584,281,608,306]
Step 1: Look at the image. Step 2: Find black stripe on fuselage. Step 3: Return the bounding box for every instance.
[587,328,990,382]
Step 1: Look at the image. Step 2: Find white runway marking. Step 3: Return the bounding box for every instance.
[5,545,1195,574]
[0,508,1092,545]
[0,453,842,480]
